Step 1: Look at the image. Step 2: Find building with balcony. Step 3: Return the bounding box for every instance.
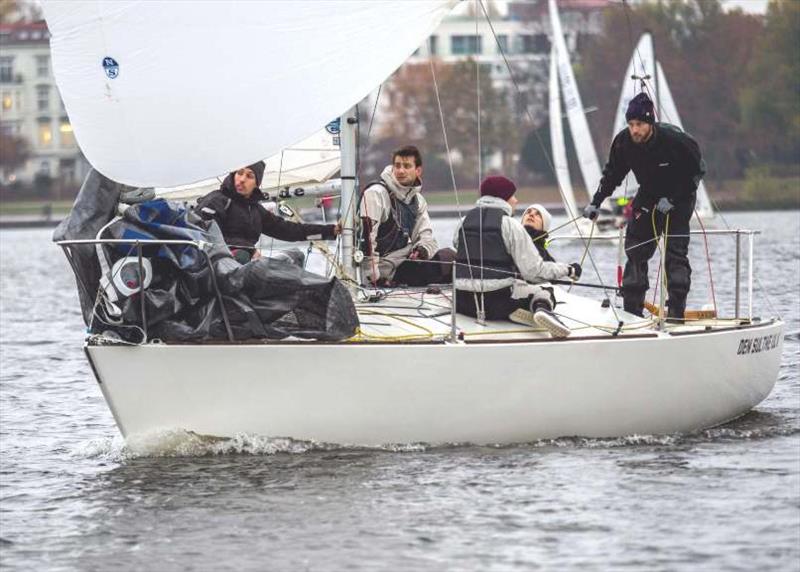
[0,21,90,190]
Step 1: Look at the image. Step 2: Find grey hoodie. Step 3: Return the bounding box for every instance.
[359,165,438,281]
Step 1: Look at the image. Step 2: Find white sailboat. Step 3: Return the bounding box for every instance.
[548,0,619,237]
[612,33,715,221]
[46,1,782,446]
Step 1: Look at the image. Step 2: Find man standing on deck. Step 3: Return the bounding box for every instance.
[359,145,454,286]
[583,92,705,320]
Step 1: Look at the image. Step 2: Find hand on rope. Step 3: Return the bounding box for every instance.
[567,262,582,280]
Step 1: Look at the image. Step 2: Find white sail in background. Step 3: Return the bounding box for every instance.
[41,0,455,188]
[549,46,579,218]
[613,33,714,219]
[656,62,714,219]
[610,33,655,201]
[548,0,602,204]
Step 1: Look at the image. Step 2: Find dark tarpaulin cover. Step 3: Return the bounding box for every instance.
[54,169,358,342]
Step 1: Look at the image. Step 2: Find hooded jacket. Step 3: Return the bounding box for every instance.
[359,165,438,281]
[452,195,570,292]
[590,122,705,210]
[196,173,336,251]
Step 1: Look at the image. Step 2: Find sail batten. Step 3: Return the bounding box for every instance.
[42,0,455,187]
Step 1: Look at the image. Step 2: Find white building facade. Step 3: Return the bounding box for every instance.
[0,21,90,190]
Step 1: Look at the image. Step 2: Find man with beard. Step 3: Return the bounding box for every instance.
[583,92,705,320]
[359,145,453,286]
[196,161,339,264]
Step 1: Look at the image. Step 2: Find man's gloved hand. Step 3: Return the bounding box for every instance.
[408,246,429,261]
[568,262,582,280]
[655,197,674,214]
[583,204,600,221]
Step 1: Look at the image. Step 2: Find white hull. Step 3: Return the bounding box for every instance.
[87,319,783,446]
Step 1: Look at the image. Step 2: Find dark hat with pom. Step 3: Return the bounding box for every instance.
[626,92,655,124]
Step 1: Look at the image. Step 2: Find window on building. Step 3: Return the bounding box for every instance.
[59,119,75,147]
[0,57,14,83]
[39,160,51,175]
[36,85,49,111]
[2,93,11,110]
[36,55,50,77]
[496,35,509,54]
[451,35,482,56]
[429,35,438,56]
[38,119,52,147]
[519,34,550,54]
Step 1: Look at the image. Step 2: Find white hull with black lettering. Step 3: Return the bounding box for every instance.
[85,289,783,446]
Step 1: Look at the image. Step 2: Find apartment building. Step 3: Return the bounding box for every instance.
[0,21,90,189]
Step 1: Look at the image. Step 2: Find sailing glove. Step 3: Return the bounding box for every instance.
[568,262,582,280]
[655,197,674,214]
[583,204,600,221]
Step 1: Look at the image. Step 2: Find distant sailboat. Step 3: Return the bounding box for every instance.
[612,33,715,221]
[548,0,618,236]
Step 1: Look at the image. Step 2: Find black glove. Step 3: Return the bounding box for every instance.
[568,262,582,280]
[583,204,600,221]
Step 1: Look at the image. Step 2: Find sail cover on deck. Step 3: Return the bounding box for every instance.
[41,0,455,188]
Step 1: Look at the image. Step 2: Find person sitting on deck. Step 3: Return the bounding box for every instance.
[521,203,556,263]
[359,145,454,286]
[453,176,582,338]
[195,161,339,264]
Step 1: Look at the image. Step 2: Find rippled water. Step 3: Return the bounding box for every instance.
[1,211,798,571]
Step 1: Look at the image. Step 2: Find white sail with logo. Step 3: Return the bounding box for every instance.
[42,0,455,188]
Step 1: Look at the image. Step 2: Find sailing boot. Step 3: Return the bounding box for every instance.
[531,300,571,339]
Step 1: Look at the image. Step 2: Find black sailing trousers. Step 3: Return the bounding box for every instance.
[623,197,694,318]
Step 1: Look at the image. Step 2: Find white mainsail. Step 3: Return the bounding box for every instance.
[41,0,455,188]
[548,0,602,204]
[548,46,579,218]
[612,33,714,218]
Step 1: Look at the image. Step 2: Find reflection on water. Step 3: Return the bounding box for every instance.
[1,211,798,571]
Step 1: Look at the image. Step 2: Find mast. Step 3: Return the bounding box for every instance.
[339,105,359,282]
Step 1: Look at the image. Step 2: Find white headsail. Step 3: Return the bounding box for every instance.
[548,0,602,204]
[41,0,455,188]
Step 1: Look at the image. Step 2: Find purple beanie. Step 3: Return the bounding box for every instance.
[480,175,517,201]
[625,92,655,124]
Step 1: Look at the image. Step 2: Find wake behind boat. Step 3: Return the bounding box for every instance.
[45,0,784,446]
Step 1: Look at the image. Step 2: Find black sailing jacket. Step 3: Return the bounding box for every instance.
[195,174,336,251]
[590,123,705,210]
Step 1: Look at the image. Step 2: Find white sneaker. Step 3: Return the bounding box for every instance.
[533,309,571,338]
[509,309,536,327]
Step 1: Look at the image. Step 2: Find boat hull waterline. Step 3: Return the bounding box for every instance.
[86,320,783,446]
